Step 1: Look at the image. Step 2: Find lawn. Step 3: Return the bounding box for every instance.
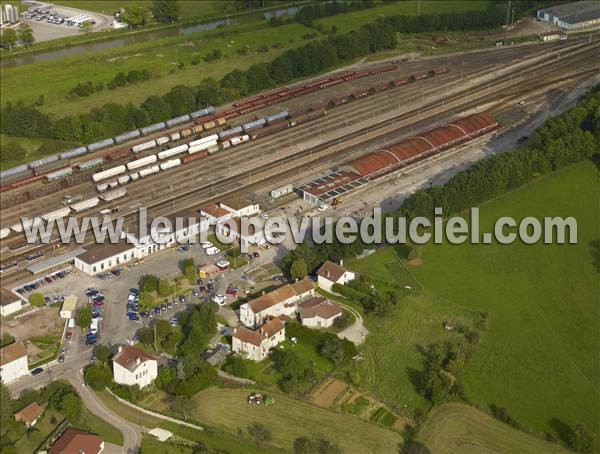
[192,387,403,453]
[53,1,232,18]
[415,402,569,454]
[349,161,600,439]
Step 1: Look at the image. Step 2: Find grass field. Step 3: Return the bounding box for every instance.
[53,0,233,18]
[348,161,600,439]
[192,387,403,453]
[414,402,569,454]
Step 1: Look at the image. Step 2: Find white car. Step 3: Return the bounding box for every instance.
[212,294,226,306]
[261,212,270,219]
[200,241,213,249]
[205,246,220,256]
[317,204,328,212]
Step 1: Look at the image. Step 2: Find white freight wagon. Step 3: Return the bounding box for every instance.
[71,197,100,212]
[157,144,188,160]
[159,159,181,171]
[100,188,127,202]
[132,140,157,153]
[92,165,126,182]
[139,165,160,178]
[127,155,157,170]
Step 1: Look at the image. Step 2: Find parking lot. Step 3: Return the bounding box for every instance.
[21,5,113,43]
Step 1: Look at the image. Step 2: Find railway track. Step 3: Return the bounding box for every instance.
[1,37,594,226]
[1,40,598,281]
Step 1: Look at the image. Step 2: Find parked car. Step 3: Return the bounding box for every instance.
[212,294,226,306]
[31,367,44,375]
[128,313,139,321]
[58,354,65,363]
[160,304,167,312]
[65,331,72,339]
[252,252,260,259]
[205,246,220,256]
[200,241,213,249]
[153,307,161,315]
[226,287,239,296]
[129,288,139,295]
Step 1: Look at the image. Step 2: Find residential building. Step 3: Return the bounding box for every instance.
[48,428,104,454]
[112,345,157,388]
[299,297,343,328]
[60,295,77,319]
[14,402,44,428]
[239,279,315,328]
[537,1,600,30]
[219,197,260,217]
[316,260,356,293]
[0,341,28,384]
[232,317,286,361]
[0,288,22,317]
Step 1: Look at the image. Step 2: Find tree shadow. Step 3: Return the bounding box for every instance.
[589,239,600,273]
[406,367,423,392]
[548,417,571,445]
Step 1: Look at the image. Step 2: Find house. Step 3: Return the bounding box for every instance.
[60,295,77,319]
[299,297,343,328]
[199,204,232,226]
[0,288,22,317]
[48,428,104,454]
[220,197,260,217]
[0,341,28,384]
[112,345,157,388]
[239,279,315,328]
[14,402,44,428]
[232,317,286,361]
[316,260,355,293]
[536,1,600,30]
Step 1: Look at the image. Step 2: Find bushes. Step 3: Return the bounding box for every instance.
[285,323,357,364]
[29,292,45,308]
[75,307,92,329]
[222,356,249,379]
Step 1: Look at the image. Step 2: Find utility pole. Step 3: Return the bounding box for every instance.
[154,322,157,352]
[504,0,511,45]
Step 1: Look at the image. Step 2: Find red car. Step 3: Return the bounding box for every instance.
[65,331,72,339]
[226,287,239,296]
[252,252,260,258]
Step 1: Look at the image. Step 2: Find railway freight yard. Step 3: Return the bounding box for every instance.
[1,1,599,451]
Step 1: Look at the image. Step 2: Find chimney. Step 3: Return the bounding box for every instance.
[136,357,141,366]
[326,270,330,279]
[118,346,123,353]
[340,259,344,267]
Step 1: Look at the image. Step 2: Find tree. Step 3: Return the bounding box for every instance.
[94,345,112,364]
[29,293,45,308]
[158,278,172,297]
[17,23,35,47]
[0,28,18,51]
[294,435,341,454]
[182,258,196,284]
[247,422,271,446]
[222,356,249,378]
[152,0,179,24]
[169,395,194,420]
[58,392,81,421]
[568,423,595,453]
[156,366,177,391]
[138,327,154,346]
[155,319,172,343]
[319,336,346,364]
[83,364,112,390]
[139,275,159,293]
[75,307,92,329]
[290,258,308,281]
[122,6,151,28]
[1,141,25,166]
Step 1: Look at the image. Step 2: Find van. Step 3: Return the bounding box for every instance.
[89,319,99,334]
[68,318,75,328]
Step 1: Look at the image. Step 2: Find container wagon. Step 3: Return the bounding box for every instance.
[182,151,208,164]
[105,148,130,162]
[270,184,294,199]
[77,158,104,171]
[45,167,72,182]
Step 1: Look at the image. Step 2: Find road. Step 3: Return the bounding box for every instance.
[336,302,369,345]
[67,374,142,454]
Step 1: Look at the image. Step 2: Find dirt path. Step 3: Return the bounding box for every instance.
[336,302,368,345]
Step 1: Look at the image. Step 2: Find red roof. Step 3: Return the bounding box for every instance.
[48,429,103,454]
[346,113,499,177]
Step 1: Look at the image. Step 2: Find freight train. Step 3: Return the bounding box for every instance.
[0,64,448,195]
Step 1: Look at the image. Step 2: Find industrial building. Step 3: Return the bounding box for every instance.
[300,113,500,205]
[537,1,600,30]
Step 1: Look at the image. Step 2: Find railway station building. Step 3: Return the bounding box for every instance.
[0,288,22,317]
[537,1,600,30]
[73,239,137,276]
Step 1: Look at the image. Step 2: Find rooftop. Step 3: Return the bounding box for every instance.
[76,238,134,265]
[0,341,27,366]
[247,278,314,314]
[220,197,257,211]
[233,326,264,347]
[200,203,231,219]
[300,297,342,320]
[0,288,19,307]
[112,345,157,372]
[539,1,600,24]
[14,402,44,426]
[317,261,348,282]
[48,428,103,454]
[259,317,285,338]
[61,295,77,312]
